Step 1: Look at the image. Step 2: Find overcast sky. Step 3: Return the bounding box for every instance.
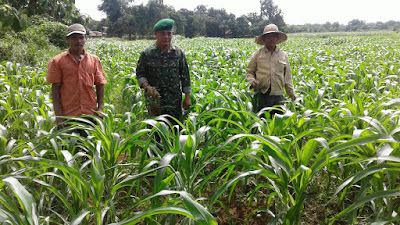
[75,0,400,25]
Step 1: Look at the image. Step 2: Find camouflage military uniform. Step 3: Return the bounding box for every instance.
[136,43,191,122]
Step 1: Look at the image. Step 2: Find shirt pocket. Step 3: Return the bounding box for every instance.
[275,60,287,75]
[85,72,95,87]
[147,57,162,74]
[166,58,180,77]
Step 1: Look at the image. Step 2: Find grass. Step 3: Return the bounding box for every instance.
[0,33,399,224]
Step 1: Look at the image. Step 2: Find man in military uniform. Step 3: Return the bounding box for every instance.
[136,18,191,124]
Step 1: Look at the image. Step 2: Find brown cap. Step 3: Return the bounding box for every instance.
[66,24,86,37]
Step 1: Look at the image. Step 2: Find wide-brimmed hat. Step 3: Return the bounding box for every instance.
[66,24,86,37]
[255,24,287,45]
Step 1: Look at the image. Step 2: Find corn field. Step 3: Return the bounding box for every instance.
[0,33,399,225]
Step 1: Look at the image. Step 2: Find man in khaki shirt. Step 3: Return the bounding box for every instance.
[246,24,296,117]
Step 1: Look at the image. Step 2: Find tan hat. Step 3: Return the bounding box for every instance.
[66,24,86,37]
[255,24,287,45]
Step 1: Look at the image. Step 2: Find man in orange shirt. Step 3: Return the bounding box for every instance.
[47,24,107,131]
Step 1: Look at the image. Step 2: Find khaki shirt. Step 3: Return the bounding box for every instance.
[246,47,294,97]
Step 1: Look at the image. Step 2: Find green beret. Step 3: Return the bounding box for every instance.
[153,19,174,32]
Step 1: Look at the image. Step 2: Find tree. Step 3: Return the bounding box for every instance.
[167,10,185,35]
[132,4,150,37]
[206,8,232,37]
[146,0,169,30]
[178,9,196,38]
[346,19,366,31]
[98,0,133,23]
[234,16,251,37]
[259,0,285,29]
[2,0,83,24]
[0,4,27,32]
[246,12,265,36]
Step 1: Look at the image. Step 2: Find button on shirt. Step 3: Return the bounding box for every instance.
[246,47,294,97]
[47,49,107,116]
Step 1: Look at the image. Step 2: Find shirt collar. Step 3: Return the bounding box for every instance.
[152,42,176,52]
[67,49,87,56]
[262,46,279,53]
[262,46,280,54]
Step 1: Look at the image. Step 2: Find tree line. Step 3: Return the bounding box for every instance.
[91,0,400,38]
[286,20,400,33]
[1,0,399,40]
[90,0,285,39]
[0,0,86,32]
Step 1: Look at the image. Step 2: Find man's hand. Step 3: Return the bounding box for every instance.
[146,86,160,99]
[51,83,65,129]
[183,94,191,110]
[55,117,65,129]
[250,80,260,90]
[95,107,104,119]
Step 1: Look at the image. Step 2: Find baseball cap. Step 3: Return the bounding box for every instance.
[66,24,86,37]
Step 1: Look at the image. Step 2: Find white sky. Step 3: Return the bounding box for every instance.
[75,0,400,25]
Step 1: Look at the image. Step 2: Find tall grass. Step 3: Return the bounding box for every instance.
[0,33,399,224]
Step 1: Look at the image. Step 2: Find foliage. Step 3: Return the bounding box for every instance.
[260,0,285,28]
[0,31,59,65]
[0,17,67,65]
[29,15,69,49]
[92,0,400,39]
[98,0,133,23]
[286,20,400,33]
[0,33,400,224]
[0,4,28,32]
[2,0,85,25]
[96,0,272,38]
[0,1,85,65]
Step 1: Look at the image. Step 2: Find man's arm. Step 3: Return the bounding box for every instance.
[136,51,150,89]
[246,51,259,89]
[179,51,192,110]
[284,55,296,101]
[51,83,64,125]
[183,92,191,110]
[96,84,105,117]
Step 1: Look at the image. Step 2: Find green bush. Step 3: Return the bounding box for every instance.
[16,26,49,48]
[0,29,60,65]
[0,32,37,65]
[29,15,68,49]
[1,31,52,65]
[0,16,66,65]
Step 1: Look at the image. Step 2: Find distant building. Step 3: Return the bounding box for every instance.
[225,29,232,38]
[89,31,103,38]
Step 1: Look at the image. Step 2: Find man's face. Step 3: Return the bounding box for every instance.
[66,34,86,51]
[155,30,173,47]
[263,33,278,47]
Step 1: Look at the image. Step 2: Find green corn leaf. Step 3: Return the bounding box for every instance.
[331,189,400,223]
[209,170,263,205]
[109,207,194,225]
[154,153,177,193]
[71,208,93,225]
[3,177,39,225]
[334,162,400,196]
